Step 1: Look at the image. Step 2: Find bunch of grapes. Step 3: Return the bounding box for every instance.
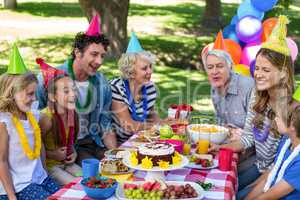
[124,188,163,200]
[163,184,198,199]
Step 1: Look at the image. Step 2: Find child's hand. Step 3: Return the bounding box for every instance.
[52,147,67,161]
[64,152,77,164]
[208,143,221,153]
[228,128,243,142]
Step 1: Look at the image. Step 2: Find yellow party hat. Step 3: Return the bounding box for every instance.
[261,15,290,56]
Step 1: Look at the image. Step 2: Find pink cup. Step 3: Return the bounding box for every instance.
[218,148,233,171]
[159,139,184,153]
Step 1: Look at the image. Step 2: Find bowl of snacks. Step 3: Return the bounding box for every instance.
[187,124,228,144]
[81,176,118,199]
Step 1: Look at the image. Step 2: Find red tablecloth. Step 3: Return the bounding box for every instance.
[49,137,238,200]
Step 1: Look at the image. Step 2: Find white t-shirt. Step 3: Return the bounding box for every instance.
[0,110,48,194]
[75,80,89,106]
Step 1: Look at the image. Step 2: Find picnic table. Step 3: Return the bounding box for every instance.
[49,136,239,200]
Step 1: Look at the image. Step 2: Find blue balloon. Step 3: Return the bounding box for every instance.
[223,24,244,46]
[230,15,239,25]
[251,0,278,12]
[237,1,264,20]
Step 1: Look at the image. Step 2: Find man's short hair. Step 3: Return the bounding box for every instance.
[71,32,110,59]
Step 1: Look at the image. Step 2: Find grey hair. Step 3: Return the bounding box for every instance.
[204,50,233,69]
[118,51,156,79]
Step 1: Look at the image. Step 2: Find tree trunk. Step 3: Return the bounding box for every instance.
[202,0,222,29]
[78,0,129,58]
[3,0,17,9]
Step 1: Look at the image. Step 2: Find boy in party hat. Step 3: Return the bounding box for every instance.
[110,31,175,144]
[0,44,60,199]
[36,58,82,185]
[36,13,117,165]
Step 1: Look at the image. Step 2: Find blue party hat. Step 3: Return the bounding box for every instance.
[126,31,143,53]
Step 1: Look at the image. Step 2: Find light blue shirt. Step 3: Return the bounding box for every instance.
[211,72,254,129]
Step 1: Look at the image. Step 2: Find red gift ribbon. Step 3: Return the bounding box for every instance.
[170,104,193,119]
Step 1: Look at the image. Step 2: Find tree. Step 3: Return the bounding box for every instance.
[3,0,17,9]
[78,0,130,58]
[202,0,222,29]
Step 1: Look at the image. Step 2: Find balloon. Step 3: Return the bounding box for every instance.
[251,0,279,12]
[236,16,262,43]
[224,39,242,64]
[233,64,251,77]
[240,43,261,66]
[200,43,214,61]
[286,37,298,61]
[223,24,242,44]
[250,60,255,77]
[261,17,280,42]
[237,1,264,20]
[230,15,239,25]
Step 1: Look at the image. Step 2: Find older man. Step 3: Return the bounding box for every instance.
[205,49,254,130]
[204,49,255,170]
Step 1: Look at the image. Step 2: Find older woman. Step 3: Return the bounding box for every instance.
[209,16,294,199]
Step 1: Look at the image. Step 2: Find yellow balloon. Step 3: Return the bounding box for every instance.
[233,64,251,77]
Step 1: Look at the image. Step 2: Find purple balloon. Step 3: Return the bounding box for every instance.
[250,60,255,77]
[236,16,262,43]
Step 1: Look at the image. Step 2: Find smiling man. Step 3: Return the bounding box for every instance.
[36,14,117,165]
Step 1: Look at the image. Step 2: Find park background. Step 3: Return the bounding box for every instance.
[0,0,299,118]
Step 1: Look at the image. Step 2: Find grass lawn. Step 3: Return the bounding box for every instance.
[0,0,300,118]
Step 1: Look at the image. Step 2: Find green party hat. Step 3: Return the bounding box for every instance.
[293,86,300,102]
[7,43,28,74]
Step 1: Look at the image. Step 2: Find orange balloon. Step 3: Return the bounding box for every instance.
[262,17,278,42]
[224,39,242,65]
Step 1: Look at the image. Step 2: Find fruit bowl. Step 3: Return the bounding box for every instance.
[80,176,118,199]
[187,124,228,144]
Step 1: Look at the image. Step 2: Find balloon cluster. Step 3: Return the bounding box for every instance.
[201,0,298,77]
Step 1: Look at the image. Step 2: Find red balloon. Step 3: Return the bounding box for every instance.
[224,39,242,64]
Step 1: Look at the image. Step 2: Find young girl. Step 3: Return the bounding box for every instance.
[36,58,81,185]
[245,98,300,200]
[0,68,59,199]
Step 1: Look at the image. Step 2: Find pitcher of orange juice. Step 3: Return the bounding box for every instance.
[197,139,210,154]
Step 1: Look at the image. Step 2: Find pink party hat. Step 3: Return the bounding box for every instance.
[85,13,101,36]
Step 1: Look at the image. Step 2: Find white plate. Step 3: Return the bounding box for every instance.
[116,181,205,200]
[122,154,189,172]
[185,159,219,170]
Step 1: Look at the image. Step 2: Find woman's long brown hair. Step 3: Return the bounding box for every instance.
[252,48,294,136]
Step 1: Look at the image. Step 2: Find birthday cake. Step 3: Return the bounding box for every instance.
[137,142,175,166]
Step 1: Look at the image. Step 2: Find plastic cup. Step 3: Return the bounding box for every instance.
[197,139,210,154]
[218,148,233,171]
[82,158,100,179]
[183,143,191,155]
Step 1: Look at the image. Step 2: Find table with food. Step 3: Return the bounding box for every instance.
[49,120,238,200]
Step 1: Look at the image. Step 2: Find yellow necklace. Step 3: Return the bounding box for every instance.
[12,112,41,160]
